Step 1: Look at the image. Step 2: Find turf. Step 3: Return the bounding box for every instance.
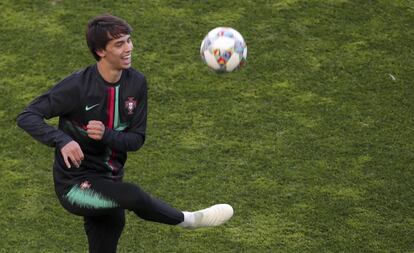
[0,0,413,252]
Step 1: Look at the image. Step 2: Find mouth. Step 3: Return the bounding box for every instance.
[121,54,131,65]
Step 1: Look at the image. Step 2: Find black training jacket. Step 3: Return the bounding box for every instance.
[17,64,147,187]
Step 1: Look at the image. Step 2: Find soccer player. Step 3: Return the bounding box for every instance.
[17,14,233,253]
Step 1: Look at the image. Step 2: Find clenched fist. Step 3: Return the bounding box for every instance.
[87,120,105,140]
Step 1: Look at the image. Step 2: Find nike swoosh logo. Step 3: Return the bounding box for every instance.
[85,104,99,111]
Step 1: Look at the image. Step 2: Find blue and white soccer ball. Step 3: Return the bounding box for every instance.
[200,27,247,72]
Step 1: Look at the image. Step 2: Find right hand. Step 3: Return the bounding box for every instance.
[60,141,84,168]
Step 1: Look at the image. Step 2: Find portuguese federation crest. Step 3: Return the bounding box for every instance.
[125,97,137,115]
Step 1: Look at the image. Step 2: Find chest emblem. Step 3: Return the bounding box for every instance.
[125,97,137,115]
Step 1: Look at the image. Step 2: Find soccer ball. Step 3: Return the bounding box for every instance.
[200,27,247,72]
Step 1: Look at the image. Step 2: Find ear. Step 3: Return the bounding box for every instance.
[96,49,106,58]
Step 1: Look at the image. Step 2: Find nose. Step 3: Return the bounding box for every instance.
[125,41,133,52]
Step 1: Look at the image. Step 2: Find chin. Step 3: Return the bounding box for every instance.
[122,63,132,69]
[118,65,130,70]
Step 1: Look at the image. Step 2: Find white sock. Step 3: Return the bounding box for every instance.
[178,211,195,228]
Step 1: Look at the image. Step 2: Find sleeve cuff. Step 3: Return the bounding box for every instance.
[102,127,112,144]
[56,133,73,150]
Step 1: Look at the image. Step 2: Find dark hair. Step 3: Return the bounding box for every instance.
[86,14,133,61]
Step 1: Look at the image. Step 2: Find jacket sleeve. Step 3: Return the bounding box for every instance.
[101,77,147,152]
[16,76,80,149]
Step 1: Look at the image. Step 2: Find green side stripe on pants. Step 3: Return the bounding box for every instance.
[66,185,118,209]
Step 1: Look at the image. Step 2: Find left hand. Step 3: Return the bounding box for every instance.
[87,120,105,140]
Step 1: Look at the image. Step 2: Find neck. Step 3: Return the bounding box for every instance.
[96,61,122,84]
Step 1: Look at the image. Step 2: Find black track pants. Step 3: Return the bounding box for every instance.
[55,177,184,253]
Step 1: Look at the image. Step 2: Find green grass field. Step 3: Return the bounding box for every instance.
[1,0,413,252]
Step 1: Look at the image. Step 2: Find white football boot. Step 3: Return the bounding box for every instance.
[185,204,234,229]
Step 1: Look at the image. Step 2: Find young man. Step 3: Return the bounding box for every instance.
[17,14,233,253]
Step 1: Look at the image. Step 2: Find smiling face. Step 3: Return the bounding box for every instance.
[96,34,133,70]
